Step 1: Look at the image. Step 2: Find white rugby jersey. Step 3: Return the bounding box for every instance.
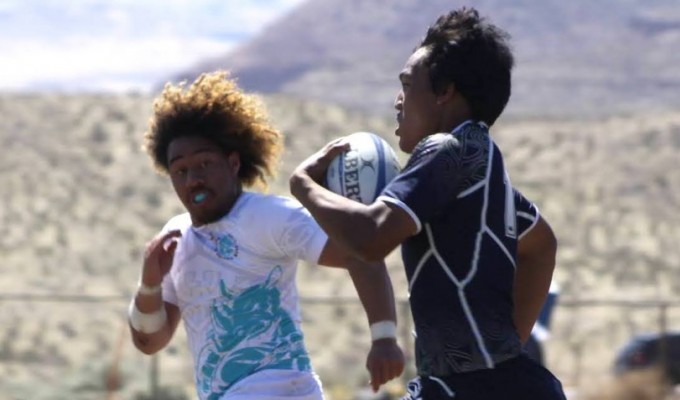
[160,192,328,400]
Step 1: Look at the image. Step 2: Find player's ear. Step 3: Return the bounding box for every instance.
[227,151,240,175]
[436,82,456,105]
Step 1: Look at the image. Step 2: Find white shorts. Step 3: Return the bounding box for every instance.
[220,369,324,400]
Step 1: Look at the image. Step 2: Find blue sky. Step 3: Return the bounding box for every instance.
[0,0,305,92]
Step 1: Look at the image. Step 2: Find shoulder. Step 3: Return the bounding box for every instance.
[452,121,492,154]
[408,121,491,166]
[413,132,459,155]
[238,192,309,231]
[162,213,191,233]
[405,133,460,168]
[244,192,303,213]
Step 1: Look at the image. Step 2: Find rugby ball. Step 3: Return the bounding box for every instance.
[325,132,401,205]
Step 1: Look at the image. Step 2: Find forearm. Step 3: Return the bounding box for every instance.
[513,248,557,343]
[513,266,554,343]
[291,173,380,260]
[129,290,178,354]
[346,260,397,327]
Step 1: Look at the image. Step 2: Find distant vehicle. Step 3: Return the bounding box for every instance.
[613,331,680,384]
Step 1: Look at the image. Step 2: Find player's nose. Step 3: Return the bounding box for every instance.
[394,91,403,110]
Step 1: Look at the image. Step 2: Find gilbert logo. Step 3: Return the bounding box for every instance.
[359,153,376,172]
[343,150,369,203]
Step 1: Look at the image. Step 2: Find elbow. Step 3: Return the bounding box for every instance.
[131,331,162,355]
[345,226,391,263]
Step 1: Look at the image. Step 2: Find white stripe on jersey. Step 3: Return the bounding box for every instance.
[457,179,485,198]
[485,226,516,269]
[504,170,517,239]
[517,209,540,240]
[412,224,494,369]
[408,248,434,296]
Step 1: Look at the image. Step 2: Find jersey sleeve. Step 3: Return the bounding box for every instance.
[514,188,540,240]
[378,133,471,233]
[161,272,179,306]
[271,197,328,265]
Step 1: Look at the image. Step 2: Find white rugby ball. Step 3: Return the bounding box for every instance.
[325,132,401,205]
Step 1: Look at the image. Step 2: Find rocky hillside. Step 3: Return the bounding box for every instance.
[172,0,680,118]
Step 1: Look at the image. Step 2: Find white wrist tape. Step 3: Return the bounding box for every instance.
[370,320,397,341]
[137,280,162,296]
[128,298,167,334]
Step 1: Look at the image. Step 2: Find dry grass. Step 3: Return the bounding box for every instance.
[0,93,679,399]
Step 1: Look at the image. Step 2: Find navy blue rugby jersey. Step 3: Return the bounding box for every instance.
[379,121,540,376]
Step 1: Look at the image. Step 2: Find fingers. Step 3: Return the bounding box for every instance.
[149,230,181,253]
[316,136,350,160]
[294,137,353,184]
[162,232,181,252]
[367,359,396,393]
[368,360,384,392]
[368,360,402,393]
[165,237,179,256]
[366,345,406,392]
[160,230,182,246]
[144,230,181,265]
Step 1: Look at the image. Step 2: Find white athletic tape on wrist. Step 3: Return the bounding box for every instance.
[370,320,397,341]
[128,298,167,334]
[137,280,162,296]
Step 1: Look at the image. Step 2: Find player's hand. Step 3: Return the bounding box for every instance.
[141,230,182,285]
[366,338,405,392]
[294,137,350,184]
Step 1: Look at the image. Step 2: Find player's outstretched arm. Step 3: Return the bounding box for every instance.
[513,215,558,343]
[318,245,405,392]
[129,230,182,354]
[347,259,405,392]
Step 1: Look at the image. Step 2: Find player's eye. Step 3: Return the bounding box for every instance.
[172,167,187,177]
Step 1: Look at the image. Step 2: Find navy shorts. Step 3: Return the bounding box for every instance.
[401,354,567,400]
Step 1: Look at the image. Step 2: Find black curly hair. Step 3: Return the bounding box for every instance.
[418,7,514,126]
[143,71,282,188]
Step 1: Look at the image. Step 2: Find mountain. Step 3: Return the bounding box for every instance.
[172,0,680,118]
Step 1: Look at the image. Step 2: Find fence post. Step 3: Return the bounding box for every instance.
[150,354,159,398]
[657,303,669,380]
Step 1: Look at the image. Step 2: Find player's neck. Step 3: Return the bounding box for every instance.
[439,100,472,133]
[441,113,473,134]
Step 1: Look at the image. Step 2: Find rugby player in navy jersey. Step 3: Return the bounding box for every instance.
[290,7,566,400]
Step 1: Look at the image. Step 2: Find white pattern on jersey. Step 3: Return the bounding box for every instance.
[160,192,327,400]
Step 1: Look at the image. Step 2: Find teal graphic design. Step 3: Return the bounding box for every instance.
[196,266,310,399]
[215,233,238,260]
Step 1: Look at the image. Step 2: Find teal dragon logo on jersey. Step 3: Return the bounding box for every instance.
[196,266,310,399]
[215,233,238,260]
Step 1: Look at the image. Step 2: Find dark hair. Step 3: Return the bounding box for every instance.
[419,7,514,125]
[143,71,282,188]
